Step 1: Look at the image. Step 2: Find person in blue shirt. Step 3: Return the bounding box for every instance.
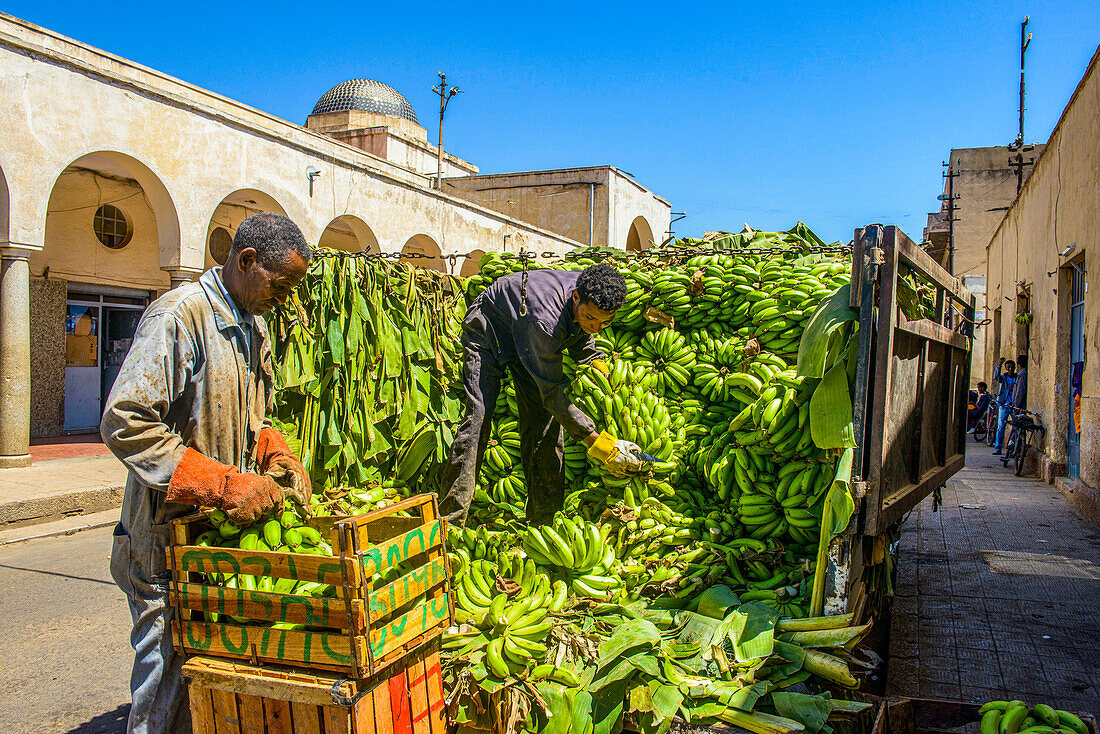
[439,263,645,527]
[968,382,990,431]
[992,358,1017,454]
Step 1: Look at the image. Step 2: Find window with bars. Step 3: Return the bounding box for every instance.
[93,204,132,249]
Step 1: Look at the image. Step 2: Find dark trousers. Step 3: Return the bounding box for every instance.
[438,311,565,527]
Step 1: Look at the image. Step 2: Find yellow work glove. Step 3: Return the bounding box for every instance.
[587,430,643,477]
[590,359,610,376]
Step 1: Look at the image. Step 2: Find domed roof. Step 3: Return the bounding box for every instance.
[310,79,419,124]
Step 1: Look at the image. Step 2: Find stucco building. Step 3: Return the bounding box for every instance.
[923,144,1044,388]
[0,12,670,466]
[985,46,1099,500]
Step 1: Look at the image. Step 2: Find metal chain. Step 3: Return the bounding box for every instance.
[518,250,530,317]
[313,244,852,264]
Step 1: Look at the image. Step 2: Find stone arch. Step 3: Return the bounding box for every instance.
[318,215,380,254]
[42,150,181,289]
[402,233,444,273]
[205,188,290,270]
[459,249,486,278]
[626,215,654,252]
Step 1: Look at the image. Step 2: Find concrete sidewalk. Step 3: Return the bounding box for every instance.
[0,453,126,540]
[886,440,1100,713]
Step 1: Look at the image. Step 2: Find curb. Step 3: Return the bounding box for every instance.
[1053,476,1100,529]
[0,484,125,530]
[0,515,118,546]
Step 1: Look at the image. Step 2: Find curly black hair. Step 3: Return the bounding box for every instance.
[576,262,627,312]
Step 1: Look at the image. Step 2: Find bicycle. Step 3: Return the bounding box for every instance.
[971,402,993,443]
[983,399,1005,447]
[1000,409,1045,477]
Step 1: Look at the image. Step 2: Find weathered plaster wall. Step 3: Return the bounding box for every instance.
[28,276,64,437]
[445,168,610,247]
[609,171,670,251]
[0,14,585,271]
[305,110,478,178]
[952,146,1044,278]
[36,169,169,290]
[986,46,1100,490]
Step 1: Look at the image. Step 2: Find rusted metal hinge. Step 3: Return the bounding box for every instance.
[869,247,885,265]
[852,481,869,498]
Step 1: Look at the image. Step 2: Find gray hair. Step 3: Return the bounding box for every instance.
[231,213,313,269]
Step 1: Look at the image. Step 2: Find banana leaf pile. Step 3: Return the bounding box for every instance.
[267,253,467,503]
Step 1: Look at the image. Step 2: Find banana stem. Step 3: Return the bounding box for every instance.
[809,495,831,616]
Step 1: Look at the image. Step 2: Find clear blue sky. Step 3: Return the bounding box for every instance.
[6,1,1098,244]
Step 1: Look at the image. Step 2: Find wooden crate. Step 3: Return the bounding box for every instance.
[183,638,447,734]
[167,494,453,679]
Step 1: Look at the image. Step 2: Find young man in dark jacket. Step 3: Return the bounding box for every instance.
[439,262,643,526]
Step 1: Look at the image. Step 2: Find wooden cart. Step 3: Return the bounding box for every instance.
[167,493,453,680]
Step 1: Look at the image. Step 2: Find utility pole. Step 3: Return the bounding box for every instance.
[432,72,462,191]
[1010,17,1033,194]
[941,162,959,274]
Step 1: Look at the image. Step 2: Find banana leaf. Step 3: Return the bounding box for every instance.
[809,361,855,449]
[722,601,779,663]
[771,692,831,733]
[797,285,857,379]
[531,681,581,734]
[810,448,855,616]
[597,619,661,671]
[695,584,740,620]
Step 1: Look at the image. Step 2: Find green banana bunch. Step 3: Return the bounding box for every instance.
[635,328,697,396]
[594,325,642,361]
[977,700,1089,734]
[197,503,338,627]
[613,269,656,330]
[609,497,699,563]
[447,526,519,563]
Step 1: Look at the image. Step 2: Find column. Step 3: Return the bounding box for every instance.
[0,246,31,467]
[164,265,203,290]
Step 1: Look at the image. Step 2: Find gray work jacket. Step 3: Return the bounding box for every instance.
[472,269,602,440]
[102,267,274,579]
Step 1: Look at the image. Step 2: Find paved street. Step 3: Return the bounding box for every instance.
[4,441,1100,731]
[887,441,1100,713]
[0,524,132,733]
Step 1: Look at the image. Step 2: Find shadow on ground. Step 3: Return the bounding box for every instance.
[63,704,129,733]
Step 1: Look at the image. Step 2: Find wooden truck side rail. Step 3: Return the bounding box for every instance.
[850,224,976,536]
[825,224,975,617]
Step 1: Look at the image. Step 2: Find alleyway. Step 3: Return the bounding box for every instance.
[887,441,1100,713]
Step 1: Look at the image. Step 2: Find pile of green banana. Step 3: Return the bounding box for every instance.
[191,504,335,629]
[979,700,1090,734]
[448,525,520,562]
[446,553,565,677]
[570,361,682,507]
[608,496,698,561]
[522,515,625,598]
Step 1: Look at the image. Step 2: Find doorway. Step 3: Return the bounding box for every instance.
[64,289,148,432]
[1067,263,1085,480]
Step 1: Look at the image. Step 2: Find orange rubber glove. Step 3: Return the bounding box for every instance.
[255,428,312,511]
[167,448,283,526]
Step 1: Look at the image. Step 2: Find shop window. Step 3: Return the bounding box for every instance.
[93,204,132,249]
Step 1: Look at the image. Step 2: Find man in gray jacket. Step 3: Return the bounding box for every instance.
[439,262,644,527]
[102,214,312,733]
